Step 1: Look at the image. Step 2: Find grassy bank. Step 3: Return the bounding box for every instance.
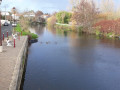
[94,27,120,38]
[55,23,120,39]
[15,24,38,39]
[55,23,83,32]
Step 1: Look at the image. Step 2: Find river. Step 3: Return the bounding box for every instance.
[21,25,120,90]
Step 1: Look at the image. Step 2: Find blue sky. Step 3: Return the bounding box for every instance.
[1,0,69,13]
[1,0,120,13]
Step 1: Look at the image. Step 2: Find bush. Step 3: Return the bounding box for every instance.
[47,15,56,26]
[94,19,120,35]
[15,24,38,39]
[56,11,72,24]
[55,24,72,31]
[106,32,114,37]
[78,26,83,32]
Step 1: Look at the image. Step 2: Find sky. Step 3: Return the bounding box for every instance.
[1,0,70,13]
[1,0,120,13]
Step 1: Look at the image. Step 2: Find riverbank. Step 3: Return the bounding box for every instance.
[55,23,120,39]
[55,23,82,32]
[15,24,38,39]
[0,36,28,90]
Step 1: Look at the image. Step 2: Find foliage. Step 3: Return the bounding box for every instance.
[15,24,38,39]
[47,15,56,26]
[56,11,72,24]
[19,16,29,31]
[94,26,101,36]
[1,15,5,20]
[78,26,83,32]
[100,0,114,13]
[71,20,77,31]
[96,30,101,36]
[35,11,43,17]
[55,24,72,31]
[94,19,120,35]
[71,0,98,31]
[35,11,44,22]
[106,32,113,37]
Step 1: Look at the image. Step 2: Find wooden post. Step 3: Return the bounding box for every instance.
[3,33,4,41]
[21,31,22,36]
[14,39,15,48]
[7,31,8,38]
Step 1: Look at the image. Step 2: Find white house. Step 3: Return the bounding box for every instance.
[41,14,50,19]
[12,14,19,20]
[23,12,35,18]
[1,11,10,16]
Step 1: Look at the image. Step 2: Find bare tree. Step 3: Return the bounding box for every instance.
[72,0,98,31]
[35,11,43,17]
[100,0,114,13]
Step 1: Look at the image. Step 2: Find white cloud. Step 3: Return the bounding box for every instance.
[1,0,68,13]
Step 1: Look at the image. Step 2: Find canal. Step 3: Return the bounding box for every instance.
[22,25,120,90]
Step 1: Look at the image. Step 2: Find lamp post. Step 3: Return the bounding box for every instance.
[0,0,2,52]
[13,7,15,32]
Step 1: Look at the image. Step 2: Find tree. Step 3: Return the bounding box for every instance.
[11,7,19,14]
[47,15,56,26]
[69,0,80,11]
[99,0,115,19]
[72,0,98,31]
[35,10,43,21]
[19,15,29,31]
[100,0,114,13]
[35,11,43,17]
[56,11,72,24]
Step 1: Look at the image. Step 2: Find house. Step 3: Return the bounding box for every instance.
[23,12,35,18]
[1,11,10,16]
[12,14,20,20]
[41,14,50,20]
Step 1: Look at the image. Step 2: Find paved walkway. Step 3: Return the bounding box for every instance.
[0,36,27,90]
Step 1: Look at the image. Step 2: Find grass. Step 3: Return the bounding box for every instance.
[106,32,114,37]
[15,24,38,39]
[96,30,101,36]
[55,24,72,31]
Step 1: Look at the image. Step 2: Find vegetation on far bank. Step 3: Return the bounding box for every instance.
[47,0,120,38]
[15,24,38,39]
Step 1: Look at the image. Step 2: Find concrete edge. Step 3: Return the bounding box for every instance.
[9,36,28,90]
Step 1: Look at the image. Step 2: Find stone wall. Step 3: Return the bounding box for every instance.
[9,36,28,90]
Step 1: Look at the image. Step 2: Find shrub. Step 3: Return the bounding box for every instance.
[56,11,72,24]
[94,19,120,35]
[55,24,72,31]
[78,26,83,32]
[47,15,56,26]
[15,24,38,39]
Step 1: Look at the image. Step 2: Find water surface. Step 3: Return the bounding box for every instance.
[22,25,120,90]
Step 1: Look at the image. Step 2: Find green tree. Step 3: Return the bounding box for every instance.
[56,11,72,24]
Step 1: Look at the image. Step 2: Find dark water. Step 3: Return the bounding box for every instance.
[22,25,120,90]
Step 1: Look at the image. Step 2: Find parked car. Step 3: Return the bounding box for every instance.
[4,22,9,26]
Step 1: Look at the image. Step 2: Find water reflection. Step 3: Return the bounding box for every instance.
[29,24,45,35]
[22,24,120,90]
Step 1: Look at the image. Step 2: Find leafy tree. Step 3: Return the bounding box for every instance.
[56,11,72,24]
[47,15,56,26]
[1,15,5,20]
